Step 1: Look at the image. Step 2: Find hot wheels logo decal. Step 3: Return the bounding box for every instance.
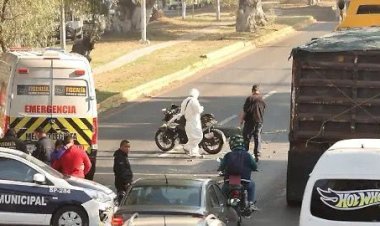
[317,188,380,210]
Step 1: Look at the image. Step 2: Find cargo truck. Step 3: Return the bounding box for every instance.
[287,27,380,205]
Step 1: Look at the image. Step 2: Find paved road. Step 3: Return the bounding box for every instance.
[94,21,336,225]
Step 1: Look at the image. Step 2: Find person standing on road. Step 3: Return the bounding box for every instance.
[239,84,266,162]
[180,88,204,157]
[32,127,53,163]
[0,128,27,153]
[52,135,92,178]
[113,140,133,197]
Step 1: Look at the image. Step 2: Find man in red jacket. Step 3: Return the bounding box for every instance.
[53,135,92,178]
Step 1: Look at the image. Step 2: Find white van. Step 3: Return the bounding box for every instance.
[300,139,380,226]
[0,49,98,179]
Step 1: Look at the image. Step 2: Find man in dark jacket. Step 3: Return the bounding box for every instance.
[240,84,266,162]
[32,127,53,163]
[0,128,27,153]
[219,135,258,210]
[113,140,133,195]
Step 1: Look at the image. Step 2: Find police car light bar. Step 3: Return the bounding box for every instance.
[17,68,29,74]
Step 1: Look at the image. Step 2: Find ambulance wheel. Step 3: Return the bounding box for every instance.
[51,206,89,226]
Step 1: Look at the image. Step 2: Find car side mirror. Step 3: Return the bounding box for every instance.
[33,173,46,184]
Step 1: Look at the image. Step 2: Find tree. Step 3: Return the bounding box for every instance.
[0,0,60,52]
[68,0,110,61]
[308,0,319,6]
[110,0,155,33]
[236,0,267,32]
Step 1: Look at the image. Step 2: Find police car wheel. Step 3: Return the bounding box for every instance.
[51,206,89,226]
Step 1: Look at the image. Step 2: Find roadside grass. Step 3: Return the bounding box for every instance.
[95,39,235,102]
[90,37,161,69]
[94,12,312,103]
[90,8,236,69]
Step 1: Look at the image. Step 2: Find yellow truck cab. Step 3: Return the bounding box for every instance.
[0,49,98,179]
[337,0,380,30]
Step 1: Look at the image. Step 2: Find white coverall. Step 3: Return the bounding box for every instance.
[180,89,204,156]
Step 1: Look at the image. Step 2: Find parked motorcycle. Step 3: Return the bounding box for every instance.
[154,104,226,154]
[225,175,254,220]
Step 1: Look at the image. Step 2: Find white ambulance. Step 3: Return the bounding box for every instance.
[300,139,380,226]
[0,49,98,179]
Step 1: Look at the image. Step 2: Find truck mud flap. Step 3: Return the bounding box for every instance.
[286,149,324,206]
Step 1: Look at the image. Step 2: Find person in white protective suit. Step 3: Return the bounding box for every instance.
[180,88,204,157]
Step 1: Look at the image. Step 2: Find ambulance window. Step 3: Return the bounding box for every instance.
[0,157,37,182]
[311,179,380,222]
[357,5,380,14]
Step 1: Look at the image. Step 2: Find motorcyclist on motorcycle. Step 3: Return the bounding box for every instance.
[218,134,259,211]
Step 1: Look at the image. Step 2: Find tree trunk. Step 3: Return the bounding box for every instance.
[236,0,267,32]
[308,0,319,5]
[110,0,155,33]
[0,0,9,52]
[181,0,186,19]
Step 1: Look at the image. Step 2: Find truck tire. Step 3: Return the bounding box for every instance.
[286,146,326,206]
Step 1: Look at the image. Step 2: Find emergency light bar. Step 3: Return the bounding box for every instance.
[9,47,32,52]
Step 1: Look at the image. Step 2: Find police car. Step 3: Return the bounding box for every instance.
[0,148,116,226]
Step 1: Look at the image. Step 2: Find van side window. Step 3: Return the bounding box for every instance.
[311,179,380,222]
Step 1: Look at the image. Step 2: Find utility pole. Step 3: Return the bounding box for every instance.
[60,0,66,50]
[181,0,186,19]
[216,0,220,21]
[140,0,149,44]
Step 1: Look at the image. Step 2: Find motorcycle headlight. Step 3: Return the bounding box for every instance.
[85,189,112,203]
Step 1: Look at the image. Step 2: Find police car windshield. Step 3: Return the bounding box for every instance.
[25,154,63,178]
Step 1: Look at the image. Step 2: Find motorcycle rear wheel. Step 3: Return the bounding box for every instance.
[201,129,224,154]
[155,128,175,152]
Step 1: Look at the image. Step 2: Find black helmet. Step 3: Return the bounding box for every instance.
[229,134,245,150]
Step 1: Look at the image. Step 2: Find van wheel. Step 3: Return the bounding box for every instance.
[51,206,88,226]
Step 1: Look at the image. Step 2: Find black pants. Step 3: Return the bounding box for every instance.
[115,178,130,192]
[242,122,263,157]
[115,178,131,203]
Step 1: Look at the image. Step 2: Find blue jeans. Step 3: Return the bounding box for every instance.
[222,179,256,203]
[243,122,263,157]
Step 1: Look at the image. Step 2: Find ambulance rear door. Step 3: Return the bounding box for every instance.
[8,58,54,148]
[50,59,95,152]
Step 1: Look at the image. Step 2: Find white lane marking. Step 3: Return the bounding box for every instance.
[218,90,277,126]
[158,146,186,157]
[263,90,277,99]
[99,122,152,128]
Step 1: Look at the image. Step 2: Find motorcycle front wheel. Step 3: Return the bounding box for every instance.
[155,128,175,152]
[201,128,225,154]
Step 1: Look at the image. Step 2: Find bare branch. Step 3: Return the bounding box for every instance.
[0,0,10,22]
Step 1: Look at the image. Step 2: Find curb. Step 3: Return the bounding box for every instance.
[98,16,316,113]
